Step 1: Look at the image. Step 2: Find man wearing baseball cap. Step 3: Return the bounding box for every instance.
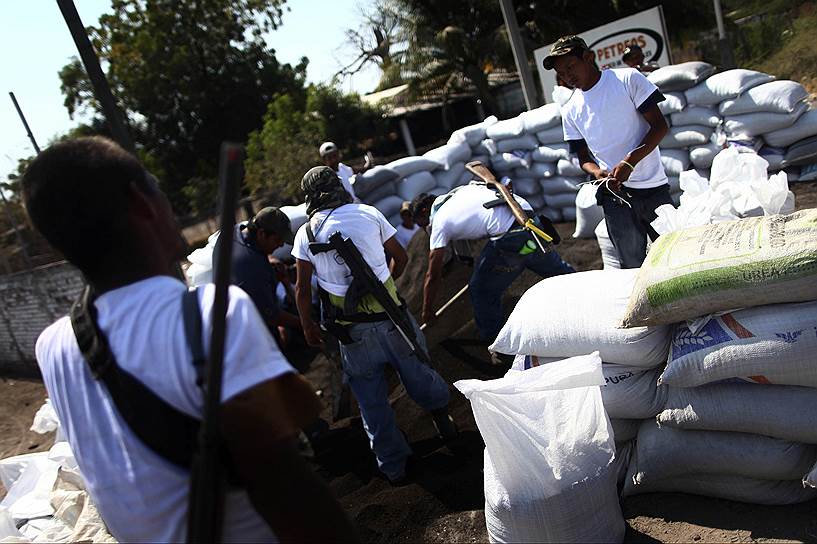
[319,141,372,202]
[231,206,302,340]
[544,35,671,268]
[622,45,659,73]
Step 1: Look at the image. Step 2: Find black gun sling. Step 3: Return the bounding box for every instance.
[69,285,213,471]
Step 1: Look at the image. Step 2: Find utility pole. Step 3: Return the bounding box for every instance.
[56,0,136,153]
[498,0,540,110]
[9,93,41,154]
[713,0,735,69]
[5,92,37,271]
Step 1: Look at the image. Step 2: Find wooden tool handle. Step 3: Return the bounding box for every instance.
[465,161,529,227]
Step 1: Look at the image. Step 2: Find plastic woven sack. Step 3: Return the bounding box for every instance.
[532,143,570,163]
[521,103,562,133]
[497,134,539,153]
[595,220,621,269]
[647,61,716,92]
[670,106,721,128]
[572,183,603,238]
[659,148,691,176]
[724,102,807,138]
[719,80,809,116]
[397,170,436,201]
[659,125,713,149]
[423,142,471,170]
[486,116,525,140]
[658,92,687,115]
[763,109,817,148]
[684,69,775,106]
[536,125,565,145]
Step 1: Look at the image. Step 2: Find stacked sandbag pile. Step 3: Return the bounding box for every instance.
[617,208,817,504]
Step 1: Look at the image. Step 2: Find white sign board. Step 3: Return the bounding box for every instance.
[534,6,671,103]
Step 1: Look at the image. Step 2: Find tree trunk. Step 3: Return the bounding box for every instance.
[465,67,499,116]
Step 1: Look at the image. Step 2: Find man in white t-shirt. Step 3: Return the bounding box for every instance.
[410,183,574,344]
[319,141,372,202]
[23,137,358,543]
[293,166,457,485]
[543,35,672,268]
[394,201,420,248]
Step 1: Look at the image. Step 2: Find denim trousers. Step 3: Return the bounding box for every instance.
[597,183,674,269]
[469,236,575,343]
[338,314,450,480]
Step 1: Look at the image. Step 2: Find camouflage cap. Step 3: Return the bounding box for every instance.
[542,35,589,70]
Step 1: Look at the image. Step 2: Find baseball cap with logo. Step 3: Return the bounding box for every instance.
[542,35,590,70]
[250,207,294,245]
[319,142,338,157]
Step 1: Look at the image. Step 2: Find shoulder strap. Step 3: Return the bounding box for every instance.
[70,286,200,470]
[182,287,206,388]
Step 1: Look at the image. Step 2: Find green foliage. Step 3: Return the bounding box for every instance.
[749,2,817,90]
[58,0,306,213]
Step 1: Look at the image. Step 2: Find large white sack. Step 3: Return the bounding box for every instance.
[572,183,603,238]
[449,115,498,147]
[525,193,546,211]
[434,162,467,190]
[629,420,817,485]
[497,134,539,153]
[510,176,541,197]
[660,300,817,388]
[529,161,557,178]
[595,220,621,270]
[667,176,681,193]
[684,69,775,106]
[386,156,440,178]
[670,106,721,127]
[623,472,817,505]
[763,109,817,148]
[539,206,562,223]
[521,103,561,133]
[621,209,817,328]
[0,452,59,522]
[552,85,575,106]
[492,152,530,172]
[423,142,472,170]
[689,142,723,169]
[543,192,576,209]
[611,420,640,444]
[486,116,525,140]
[351,165,399,196]
[360,180,397,203]
[475,139,497,156]
[561,206,576,222]
[397,170,436,201]
[782,135,817,167]
[719,80,809,116]
[372,195,404,218]
[536,125,565,145]
[647,61,716,92]
[659,149,691,176]
[556,156,584,177]
[658,92,686,115]
[491,269,671,366]
[540,176,580,195]
[659,125,713,148]
[455,354,625,544]
[532,143,570,163]
[658,382,817,443]
[724,102,807,138]
[759,147,786,170]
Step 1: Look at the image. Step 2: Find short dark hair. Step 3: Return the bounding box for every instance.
[22,137,152,279]
[409,192,437,219]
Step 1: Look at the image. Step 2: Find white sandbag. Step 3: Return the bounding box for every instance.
[532,143,570,163]
[475,139,498,156]
[449,115,498,147]
[30,399,60,435]
[423,142,472,170]
[543,192,577,209]
[528,161,557,178]
[552,85,575,106]
[658,92,686,115]
[397,170,436,201]
[521,103,562,133]
[372,195,404,218]
[782,135,817,167]
[510,176,541,197]
[455,169,475,188]
[759,147,785,170]
[623,472,817,505]
[595,220,621,270]
[352,165,399,196]
[572,183,603,238]
[561,206,576,222]
[471,153,491,166]
[689,142,722,169]
[630,420,817,484]
[602,365,666,420]
[724,102,807,138]
[556,157,584,177]
[660,300,817,388]
[427,186,448,197]
[540,176,580,195]
[434,162,467,190]
[359,180,396,204]
[491,270,671,366]
[719,80,809,116]
[497,134,540,153]
[763,109,817,148]
[647,61,716,92]
[492,152,530,172]
[659,125,713,149]
[536,125,565,145]
[670,106,721,128]
[621,209,817,328]
[539,206,562,223]
[611,419,640,444]
[455,354,625,544]
[386,156,440,178]
[684,69,775,106]
[486,116,525,140]
[525,193,546,211]
[659,149,691,176]
[658,382,817,443]
[387,214,401,228]
[0,452,58,522]
[667,176,680,192]
[0,506,23,540]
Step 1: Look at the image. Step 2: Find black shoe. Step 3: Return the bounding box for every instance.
[489,350,514,366]
[431,408,460,442]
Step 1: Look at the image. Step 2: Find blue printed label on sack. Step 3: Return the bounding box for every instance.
[775,330,804,344]
[671,319,733,359]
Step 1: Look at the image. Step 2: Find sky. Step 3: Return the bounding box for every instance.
[0,0,380,182]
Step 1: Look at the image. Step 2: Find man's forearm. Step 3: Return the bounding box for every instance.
[625,128,665,167]
[423,271,441,317]
[295,286,316,330]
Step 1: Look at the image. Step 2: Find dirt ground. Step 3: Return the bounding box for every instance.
[2,181,817,542]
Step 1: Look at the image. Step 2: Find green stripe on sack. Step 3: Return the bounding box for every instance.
[645,253,817,308]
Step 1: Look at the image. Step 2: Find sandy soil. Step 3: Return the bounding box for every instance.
[2,181,816,542]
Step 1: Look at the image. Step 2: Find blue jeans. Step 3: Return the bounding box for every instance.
[338,314,450,480]
[470,236,575,342]
[598,183,674,269]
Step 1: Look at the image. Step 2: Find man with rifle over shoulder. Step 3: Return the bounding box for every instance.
[293,166,457,486]
[24,137,357,542]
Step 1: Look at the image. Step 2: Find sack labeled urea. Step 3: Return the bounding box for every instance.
[491,269,671,367]
[622,209,817,328]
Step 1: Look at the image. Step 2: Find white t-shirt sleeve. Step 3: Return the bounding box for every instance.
[376,209,398,244]
[429,221,449,250]
[290,223,311,263]
[561,105,584,142]
[200,285,295,402]
[622,68,660,109]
